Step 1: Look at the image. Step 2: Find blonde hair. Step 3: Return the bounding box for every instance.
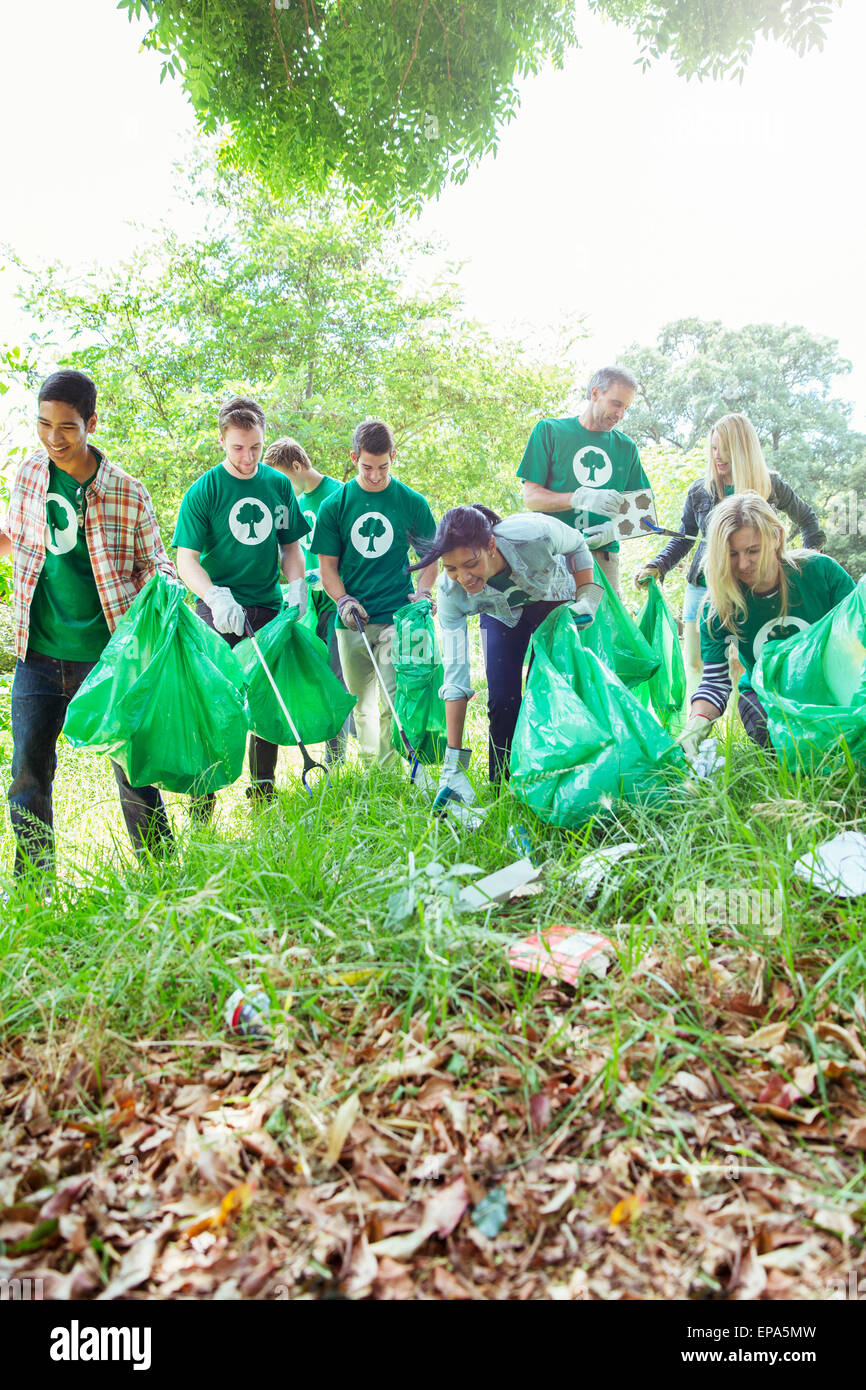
[705,413,772,502]
[704,491,806,634]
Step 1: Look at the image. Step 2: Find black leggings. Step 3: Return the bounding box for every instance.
[737,687,772,750]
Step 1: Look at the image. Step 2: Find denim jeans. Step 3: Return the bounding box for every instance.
[193,600,279,816]
[480,600,563,781]
[9,649,173,876]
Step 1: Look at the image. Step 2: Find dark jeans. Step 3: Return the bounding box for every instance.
[194,600,278,815]
[8,649,173,877]
[738,687,772,750]
[315,601,356,761]
[480,600,563,781]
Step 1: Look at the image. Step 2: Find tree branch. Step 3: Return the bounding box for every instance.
[270,0,294,89]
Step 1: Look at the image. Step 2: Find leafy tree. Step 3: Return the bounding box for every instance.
[120,0,839,211]
[46,503,70,550]
[619,318,861,496]
[9,163,575,534]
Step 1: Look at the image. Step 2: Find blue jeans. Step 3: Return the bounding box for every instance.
[480,600,563,781]
[9,650,173,876]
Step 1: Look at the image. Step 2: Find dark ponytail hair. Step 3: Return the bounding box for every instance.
[409,504,502,571]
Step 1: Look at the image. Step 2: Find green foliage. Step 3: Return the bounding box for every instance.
[10,165,575,533]
[119,0,838,212]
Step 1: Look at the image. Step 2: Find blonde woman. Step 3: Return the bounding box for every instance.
[677,492,854,759]
[635,414,824,697]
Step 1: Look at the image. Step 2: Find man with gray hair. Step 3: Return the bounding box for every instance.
[517,365,651,594]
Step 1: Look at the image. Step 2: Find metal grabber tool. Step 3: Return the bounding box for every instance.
[243,618,331,796]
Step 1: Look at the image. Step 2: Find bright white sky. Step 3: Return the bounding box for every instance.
[1,0,864,425]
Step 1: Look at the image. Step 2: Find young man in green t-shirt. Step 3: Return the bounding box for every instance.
[312,419,438,768]
[2,370,176,881]
[173,397,309,811]
[263,436,354,765]
[517,365,651,595]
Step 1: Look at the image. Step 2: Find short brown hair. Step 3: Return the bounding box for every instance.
[352,418,394,457]
[263,437,312,472]
[218,395,265,436]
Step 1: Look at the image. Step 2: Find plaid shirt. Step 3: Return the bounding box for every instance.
[3,447,176,661]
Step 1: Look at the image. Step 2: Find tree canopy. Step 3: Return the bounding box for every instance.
[10,163,576,525]
[120,0,840,212]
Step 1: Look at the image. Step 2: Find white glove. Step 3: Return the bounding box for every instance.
[432,746,476,812]
[286,577,308,618]
[635,565,661,587]
[677,714,714,762]
[205,584,246,637]
[583,521,617,551]
[571,486,624,518]
[571,582,604,629]
[337,594,369,631]
[412,586,437,617]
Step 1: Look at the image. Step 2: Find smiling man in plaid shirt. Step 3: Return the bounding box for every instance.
[1,369,176,881]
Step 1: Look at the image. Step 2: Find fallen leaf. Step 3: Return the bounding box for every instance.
[433,1265,473,1300]
[326,1094,360,1166]
[539,1180,576,1215]
[529,1093,551,1133]
[609,1192,644,1227]
[97,1231,160,1301]
[813,1208,858,1239]
[749,1022,788,1049]
[845,1117,866,1150]
[424,1178,469,1238]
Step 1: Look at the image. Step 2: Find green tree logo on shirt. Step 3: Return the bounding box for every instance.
[572,445,613,490]
[751,614,811,663]
[228,496,274,546]
[44,493,78,555]
[350,511,394,558]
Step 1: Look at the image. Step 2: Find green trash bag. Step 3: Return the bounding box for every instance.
[64,574,249,794]
[509,604,686,828]
[579,562,659,689]
[234,604,356,746]
[389,597,447,764]
[633,580,687,733]
[752,575,866,768]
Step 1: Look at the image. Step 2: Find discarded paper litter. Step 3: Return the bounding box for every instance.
[507,926,617,985]
[793,831,866,899]
[571,843,639,897]
[458,857,541,910]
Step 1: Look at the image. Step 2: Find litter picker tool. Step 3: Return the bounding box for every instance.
[636,517,700,542]
[355,615,420,781]
[243,618,330,796]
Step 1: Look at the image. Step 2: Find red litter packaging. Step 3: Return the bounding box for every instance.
[506,926,616,985]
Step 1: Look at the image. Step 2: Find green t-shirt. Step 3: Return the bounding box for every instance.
[487,564,532,610]
[517,416,650,552]
[28,459,111,661]
[312,477,436,627]
[172,463,309,609]
[700,554,856,691]
[298,475,342,572]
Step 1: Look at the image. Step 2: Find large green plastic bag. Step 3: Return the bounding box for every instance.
[509,604,686,827]
[752,576,866,768]
[389,598,447,764]
[579,562,659,689]
[64,574,249,794]
[633,580,687,733]
[234,605,356,746]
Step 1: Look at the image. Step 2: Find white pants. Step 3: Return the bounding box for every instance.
[336,622,399,768]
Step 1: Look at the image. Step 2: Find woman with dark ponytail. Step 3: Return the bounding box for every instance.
[415,506,599,804]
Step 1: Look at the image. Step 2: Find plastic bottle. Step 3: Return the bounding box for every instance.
[224,988,270,1037]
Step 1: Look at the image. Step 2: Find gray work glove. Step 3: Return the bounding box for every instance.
[205,584,246,637]
[285,577,308,618]
[583,520,617,550]
[571,582,604,629]
[432,746,476,811]
[571,486,624,518]
[677,715,714,762]
[337,594,369,631]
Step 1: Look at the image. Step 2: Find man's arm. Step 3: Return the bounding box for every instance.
[412,559,439,596]
[0,531,11,561]
[133,491,177,582]
[175,547,216,602]
[522,480,574,515]
[318,553,346,605]
[279,542,304,584]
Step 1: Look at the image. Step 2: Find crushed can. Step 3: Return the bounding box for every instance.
[224,987,271,1038]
